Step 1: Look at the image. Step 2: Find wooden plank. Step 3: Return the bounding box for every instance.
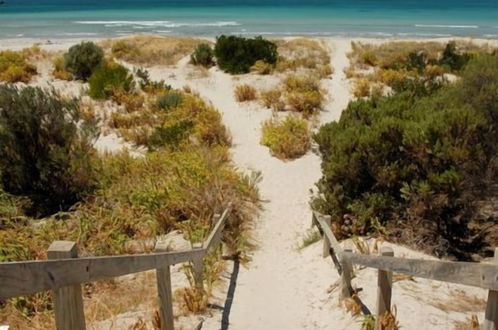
[203,206,231,251]
[0,248,206,299]
[314,212,343,256]
[321,215,332,258]
[342,251,498,290]
[483,248,498,330]
[47,241,86,330]
[376,246,394,328]
[341,249,354,299]
[155,242,174,330]
[192,243,205,292]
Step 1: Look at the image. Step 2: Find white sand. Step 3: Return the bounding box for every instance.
[2,36,493,329]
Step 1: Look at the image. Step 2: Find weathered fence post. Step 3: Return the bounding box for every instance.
[47,241,86,330]
[192,243,204,292]
[340,249,353,299]
[321,215,332,258]
[483,248,498,330]
[376,246,394,328]
[155,240,174,330]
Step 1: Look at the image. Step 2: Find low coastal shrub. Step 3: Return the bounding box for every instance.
[190,43,215,68]
[352,78,371,98]
[261,115,311,160]
[156,92,183,111]
[63,41,104,81]
[0,85,97,216]
[88,61,135,100]
[107,36,203,66]
[283,74,324,116]
[234,84,257,102]
[214,35,278,74]
[313,54,498,259]
[250,60,273,75]
[260,88,285,111]
[0,50,37,83]
[52,56,73,81]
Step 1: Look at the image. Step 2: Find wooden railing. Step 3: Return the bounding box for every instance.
[311,211,498,330]
[0,205,232,330]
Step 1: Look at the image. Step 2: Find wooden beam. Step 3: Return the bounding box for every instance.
[313,212,343,256]
[47,241,86,330]
[0,248,206,299]
[483,248,498,330]
[321,215,332,258]
[342,251,498,290]
[155,241,174,330]
[376,246,394,329]
[203,207,231,251]
[340,249,354,299]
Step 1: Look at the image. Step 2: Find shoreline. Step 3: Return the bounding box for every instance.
[1,34,498,52]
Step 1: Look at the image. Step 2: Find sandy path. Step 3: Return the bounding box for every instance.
[192,39,353,329]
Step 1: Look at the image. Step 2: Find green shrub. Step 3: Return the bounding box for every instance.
[190,43,214,68]
[0,86,97,216]
[0,50,37,83]
[156,92,183,111]
[440,41,471,72]
[148,120,194,150]
[261,115,311,160]
[64,41,104,81]
[88,61,135,100]
[313,56,498,258]
[214,35,278,74]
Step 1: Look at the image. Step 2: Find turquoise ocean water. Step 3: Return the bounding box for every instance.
[0,0,497,40]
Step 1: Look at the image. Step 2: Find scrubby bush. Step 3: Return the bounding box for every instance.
[0,86,97,216]
[63,42,104,81]
[251,60,273,74]
[440,41,471,72]
[52,56,73,81]
[283,74,324,116]
[88,61,135,100]
[352,78,371,98]
[190,43,215,68]
[214,35,278,74]
[313,54,498,258]
[234,84,257,102]
[260,88,285,111]
[0,50,37,83]
[261,115,311,160]
[156,92,183,111]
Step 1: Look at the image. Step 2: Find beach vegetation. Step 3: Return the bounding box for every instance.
[260,88,285,111]
[88,61,135,100]
[261,115,311,160]
[106,36,204,66]
[156,92,183,111]
[234,84,258,102]
[52,56,73,80]
[0,85,97,217]
[283,74,325,116]
[313,54,498,259]
[352,78,372,98]
[251,60,274,75]
[0,50,37,83]
[214,35,278,74]
[63,41,104,81]
[275,38,332,77]
[190,43,215,68]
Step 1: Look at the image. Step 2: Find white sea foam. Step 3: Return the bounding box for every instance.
[59,32,99,36]
[415,24,479,29]
[75,20,241,28]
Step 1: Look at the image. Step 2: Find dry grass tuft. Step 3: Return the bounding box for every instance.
[234,84,258,102]
[175,287,208,315]
[260,88,285,111]
[275,38,332,77]
[103,35,205,66]
[454,314,480,330]
[261,115,311,160]
[377,306,399,330]
[343,295,362,316]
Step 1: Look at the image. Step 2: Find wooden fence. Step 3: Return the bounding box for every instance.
[311,211,498,330]
[0,205,232,330]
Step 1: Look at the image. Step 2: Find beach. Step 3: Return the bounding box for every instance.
[0,34,495,329]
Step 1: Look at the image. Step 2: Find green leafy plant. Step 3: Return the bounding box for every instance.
[88,61,135,100]
[190,43,215,68]
[0,85,98,216]
[214,35,278,74]
[156,92,183,111]
[63,41,104,81]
